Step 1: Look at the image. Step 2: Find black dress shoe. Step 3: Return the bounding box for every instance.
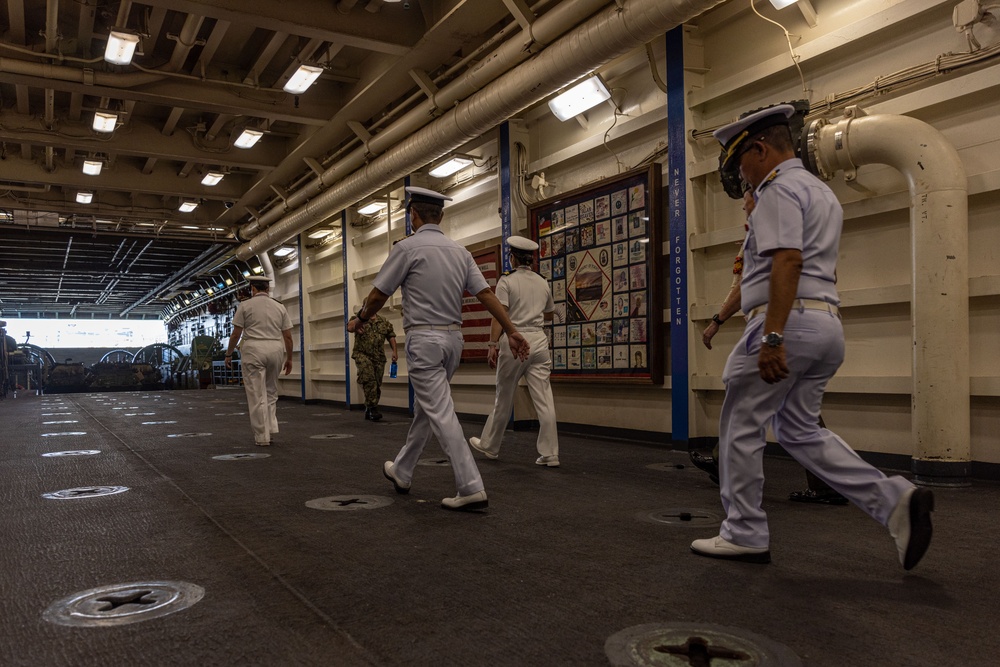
[689,450,720,485]
[370,407,383,421]
[789,489,849,505]
[364,407,375,421]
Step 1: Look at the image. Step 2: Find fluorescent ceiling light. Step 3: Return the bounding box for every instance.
[104,29,140,65]
[242,270,251,277]
[769,0,799,7]
[92,111,118,133]
[273,246,295,257]
[76,192,93,204]
[234,128,264,149]
[308,229,334,239]
[225,278,233,286]
[252,266,264,274]
[429,156,474,178]
[358,201,386,215]
[82,160,103,176]
[181,225,199,229]
[178,201,198,213]
[283,64,324,94]
[201,171,225,186]
[548,75,612,121]
[206,288,214,295]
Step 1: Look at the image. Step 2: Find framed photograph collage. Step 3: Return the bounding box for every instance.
[529,165,663,383]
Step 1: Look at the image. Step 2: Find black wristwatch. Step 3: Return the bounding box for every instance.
[761,332,784,348]
[712,314,725,326]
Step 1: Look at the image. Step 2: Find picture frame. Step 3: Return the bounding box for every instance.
[529,165,663,383]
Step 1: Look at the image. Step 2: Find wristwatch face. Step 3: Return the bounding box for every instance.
[763,332,783,347]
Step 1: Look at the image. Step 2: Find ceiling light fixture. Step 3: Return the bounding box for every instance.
[82,160,103,176]
[358,201,386,215]
[234,128,264,149]
[429,156,474,178]
[201,171,225,186]
[273,246,296,257]
[76,192,93,204]
[283,64,324,94]
[178,201,199,213]
[104,29,140,65]
[92,110,118,133]
[252,266,264,274]
[308,229,334,239]
[769,0,799,7]
[548,75,612,122]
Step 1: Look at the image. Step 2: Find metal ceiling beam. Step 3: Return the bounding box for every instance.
[142,0,421,55]
[0,72,334,126]
[0,157,252,202]
[0,110,288,170]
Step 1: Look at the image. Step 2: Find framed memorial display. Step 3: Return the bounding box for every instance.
[461,245,501,362]
[529,165,663,383]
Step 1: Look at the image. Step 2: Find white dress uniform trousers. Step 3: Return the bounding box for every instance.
[478,329,557,458]
[241,338,285,445]
[390,330,484,496]
[719,308,912,549]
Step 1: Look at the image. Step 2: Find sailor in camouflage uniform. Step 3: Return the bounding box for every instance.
[349,312,398,421]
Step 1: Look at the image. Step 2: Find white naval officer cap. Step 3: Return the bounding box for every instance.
[713,103,796,173]
[507,236,539,252]
[404,186,452,208]
[246,275,271,287]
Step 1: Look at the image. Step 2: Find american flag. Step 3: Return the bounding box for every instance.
[461,248,500,362]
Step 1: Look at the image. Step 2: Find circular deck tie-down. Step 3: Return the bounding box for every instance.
[637,508,721,528]
[306,495,394,511]
[43,581,205,627]
[606,622,802,666]
[42,486,129,500]
[212,453,271,461]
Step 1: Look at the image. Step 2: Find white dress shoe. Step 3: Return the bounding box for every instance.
[441,489,488,511]
[888,486,934,570]
[382,461,410,495]
[535,455,560,467]
[468,437,499,460]
[690,535,771,564]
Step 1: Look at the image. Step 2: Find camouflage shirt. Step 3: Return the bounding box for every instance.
[351,315,396,362]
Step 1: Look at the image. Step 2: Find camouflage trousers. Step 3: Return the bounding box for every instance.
[354,354,386,408]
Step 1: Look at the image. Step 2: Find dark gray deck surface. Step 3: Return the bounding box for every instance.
[2,388,998,666]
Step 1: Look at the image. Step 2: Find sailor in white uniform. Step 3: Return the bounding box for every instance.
[225,275,293,446]
[469,235,559,466]
[349,187,529,511]
[691,105,934,570]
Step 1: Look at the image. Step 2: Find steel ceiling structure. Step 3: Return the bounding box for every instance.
[0,0,552,319]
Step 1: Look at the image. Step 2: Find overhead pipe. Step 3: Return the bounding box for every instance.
[236,0,726,257]
[805,106,970,486]
[238,0,613,239]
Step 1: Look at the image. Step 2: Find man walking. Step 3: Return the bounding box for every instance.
[691,105,934,570]
[349,186,529,511]
[225,275,293,446]
[349,311,397,421]
[469,235,559,466]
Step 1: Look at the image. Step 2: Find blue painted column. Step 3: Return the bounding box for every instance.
[666,26,689,444]
[499,121,513,271]
[341,210,351,410]
[404,176,415,416]
[297,233,306,401]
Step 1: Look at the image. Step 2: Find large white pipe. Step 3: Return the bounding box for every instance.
[236,0,725,259]
[808,107,970,485]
